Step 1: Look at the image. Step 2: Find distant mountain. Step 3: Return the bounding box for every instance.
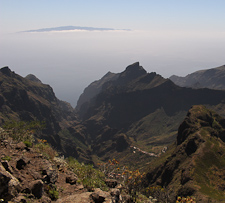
[145,105,225,202]
[170,65,225,89]
[0,67,90,161]
[25,74,42,84]
[75,62,225,165]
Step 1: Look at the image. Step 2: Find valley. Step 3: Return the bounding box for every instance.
[1,62,225,202]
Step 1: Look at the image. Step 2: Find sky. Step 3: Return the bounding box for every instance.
[0,0,225,107]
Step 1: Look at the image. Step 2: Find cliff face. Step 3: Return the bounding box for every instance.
[145,105,225,202]
[170,65,225,89]
[0,67,89,160]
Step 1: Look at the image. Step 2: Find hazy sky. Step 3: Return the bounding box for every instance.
[1,0,225,106]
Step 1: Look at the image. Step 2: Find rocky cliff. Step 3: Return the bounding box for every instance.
[145,105,225,202]
[0,67,89,160]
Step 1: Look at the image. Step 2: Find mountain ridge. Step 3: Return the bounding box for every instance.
[170,65,225,89]
[145,105,225,202]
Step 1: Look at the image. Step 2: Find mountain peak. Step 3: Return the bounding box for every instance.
[119,62,147,83]
[124,62,146,74]
[0,66,12,77]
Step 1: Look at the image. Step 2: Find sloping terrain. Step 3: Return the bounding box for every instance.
[76,71,119,110]
[0,67,89,160]
[170,65,225,89]
[145,105,225,202]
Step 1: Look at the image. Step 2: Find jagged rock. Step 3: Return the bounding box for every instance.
[15,142,27,150]
[91,188,111,203]
[1,160,13,174]
[66,171,78,185]
[12,194,27,203]
[16,157,30,170]
[105,179,118,188]
[29,180,43,199]
[42,163,58,184]
[0,163,22,201]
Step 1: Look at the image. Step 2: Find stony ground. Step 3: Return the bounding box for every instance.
[0,138,136,203]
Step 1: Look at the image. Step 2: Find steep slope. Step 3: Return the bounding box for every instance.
[170,65,225,89]
[0,67,90,160]
[145,105,225,202]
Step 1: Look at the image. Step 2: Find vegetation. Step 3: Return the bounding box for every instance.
[1,120,45,145]
[66,156,107,191]
[35,139,58,160]
[1,155,11,161]
[47,184,59,200]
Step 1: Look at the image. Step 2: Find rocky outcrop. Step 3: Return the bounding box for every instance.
[0,163,22,201]
[145,105,225,202]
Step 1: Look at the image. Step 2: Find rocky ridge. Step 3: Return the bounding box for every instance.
[145,105,225,202]
[169,65,225,89]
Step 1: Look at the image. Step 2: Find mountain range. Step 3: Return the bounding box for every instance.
[1,62,225,201]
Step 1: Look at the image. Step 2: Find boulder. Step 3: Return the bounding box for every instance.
[105,179,118,188]
[42,163,58,184]
[1,160,13,174]
[91,188,111,203]
[0,163,22,201]
[66,171,78,185]
[16,157,30,170]
[29,180,44,199]
[15,142,27,150]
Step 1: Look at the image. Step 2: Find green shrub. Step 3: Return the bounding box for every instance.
[23,140,33,147]
[47,184,59,200]
[35,140,58,160]
[66,157,107,191]
[2,120,45,144]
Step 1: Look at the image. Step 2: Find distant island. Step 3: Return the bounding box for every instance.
[22,26,131,33]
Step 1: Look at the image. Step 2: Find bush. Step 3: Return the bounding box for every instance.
[99,159,145,201]
[47,184,59,200]
[66,157,107,191]
[23,140,33,147]
[35,139,58,160]
[2,120,45,144]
